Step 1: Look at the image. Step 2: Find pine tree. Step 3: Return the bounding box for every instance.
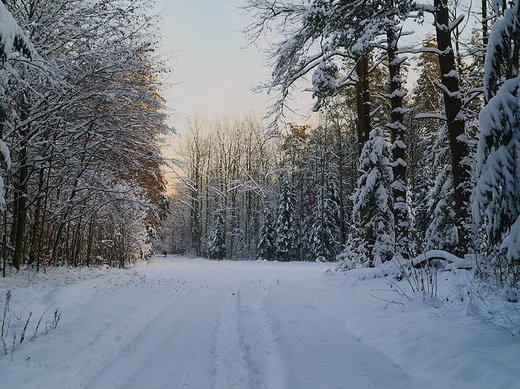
[424,123,458,252]
[207,213,226,260]
[275,174,297,262]
[408,35,442,250]
[473,1,520,284]
[425,0,473,255]
[257,209,276,261]
[425,166,458,252]
[352,127,394,267]
[311,180,340,262]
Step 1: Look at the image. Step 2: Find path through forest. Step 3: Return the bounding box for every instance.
[78,258,411,389]
[1,257,412,388]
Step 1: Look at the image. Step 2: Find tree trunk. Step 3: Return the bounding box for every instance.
[335,125,346,247]
[355,55,373,264]
[355,56,371,155]
[482,0,489,59]
[386,24,409,259]
[434,0,472,255]
[12,108,29,271]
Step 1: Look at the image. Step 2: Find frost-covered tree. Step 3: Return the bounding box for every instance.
[257,209,276,261]
[316,98,360,247]
[243,0,412,122]
[311,180,340,262]
[413,42,458,252]
[473,0,520,283]
[167,112,276,260]
[483,1,520,102]
[385,10,412,259]
[407,35,441,250]
[0,0,168,273]
[275,174,298,261]
[244,0,414,259]
[425,138,458,252]
[352,127,394,266]
[0,1,33,219]
[207,213,226,260]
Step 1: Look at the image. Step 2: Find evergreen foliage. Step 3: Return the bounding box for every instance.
[425,125,458,252]
[275,174,298,262]
[257,210,276,261]
[207,213,226,260]
[352,127,394,266]
[474,75,520,281]
[473,1,520,285]
[311,180,340,262]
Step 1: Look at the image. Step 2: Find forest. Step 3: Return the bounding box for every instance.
[159,0,520,292]
[2,2,520,386]
[1,0,520,293]
[0,0,168,273]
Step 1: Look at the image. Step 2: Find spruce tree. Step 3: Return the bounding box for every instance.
[352,127,394,267]
[275,174,297,262]
[425,167,457,252]
[311,180,340,262]
[207,213,226,260]
[408,35,442,250]
[257,210,276,261]
[425,125,458,252]
[431,0,472,255]
[473,1,520,284]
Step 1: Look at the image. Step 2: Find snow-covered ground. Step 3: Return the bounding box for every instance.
[0,256,519,389]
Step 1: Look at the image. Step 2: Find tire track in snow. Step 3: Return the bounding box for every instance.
[233,284,287,389]
[213,290,252,389]
[254,286,286,389]
[83,286,222,389]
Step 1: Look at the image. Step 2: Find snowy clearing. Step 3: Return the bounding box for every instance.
[1,256,519,389]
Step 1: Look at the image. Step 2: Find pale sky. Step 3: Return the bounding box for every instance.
[153,0,314,137]
[152,0,462,149]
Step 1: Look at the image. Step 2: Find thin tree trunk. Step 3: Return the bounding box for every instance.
[12,121,29,271]
[355,56,371,155]
[335,124,346,247]
[482,0,489,52]
[356,55,373,263]
[86,214,95,266]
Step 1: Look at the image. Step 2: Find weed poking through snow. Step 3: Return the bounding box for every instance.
[1,290,61,358]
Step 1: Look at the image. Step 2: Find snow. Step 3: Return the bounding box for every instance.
[414,112,447,121]
[0,139,11,170]
[483,2,520,100]
[0,2,23,61]
[1,256,519,389]
[0,3,34,64]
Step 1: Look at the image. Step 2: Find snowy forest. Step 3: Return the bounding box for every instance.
[1,0,520,294]
[2,1,520,387]
[158,0,520,292]
[0,0,168,273]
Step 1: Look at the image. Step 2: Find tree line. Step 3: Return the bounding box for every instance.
[160,0,520,290]
[0,0,168,274]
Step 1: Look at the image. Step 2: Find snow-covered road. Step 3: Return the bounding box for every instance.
[2,257,410,389]
[1,256,519,389]
[82,261,411,389]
